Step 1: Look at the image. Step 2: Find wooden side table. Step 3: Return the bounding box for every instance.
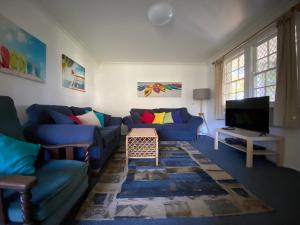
[126,128,159,166]
[214,128,284,168]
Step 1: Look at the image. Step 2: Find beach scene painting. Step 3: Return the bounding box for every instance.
[0,14,46,82]
[62,54,85,92]
[137,82,182,97]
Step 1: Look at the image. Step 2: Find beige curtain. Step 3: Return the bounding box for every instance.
[274,11,300,128]
[214,57,225,119]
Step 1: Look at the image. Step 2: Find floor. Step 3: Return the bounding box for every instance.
[67,135,300,225]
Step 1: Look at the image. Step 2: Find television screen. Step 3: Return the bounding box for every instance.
[225,96,269,133]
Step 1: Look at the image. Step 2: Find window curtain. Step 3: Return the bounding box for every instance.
[274,11,300,128]
[214,57,225,119]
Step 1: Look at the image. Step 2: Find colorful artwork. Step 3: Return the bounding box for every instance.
[62,54,85,92]
[0,14,46,82]
[137,82,182,97]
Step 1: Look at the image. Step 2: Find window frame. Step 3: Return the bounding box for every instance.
[223,51,246,102]
[252,33,278,102]
[221,27,278,106]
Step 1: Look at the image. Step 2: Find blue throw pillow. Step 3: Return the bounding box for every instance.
[49,110,74,124]
[131,111,142,124]
[180,108,191,122]
[94,111,105,127]
[0,133,40,175]
[172,110,184,123]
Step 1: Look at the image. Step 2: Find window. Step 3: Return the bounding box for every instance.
[253,35,277,101]
[224,53,245,101]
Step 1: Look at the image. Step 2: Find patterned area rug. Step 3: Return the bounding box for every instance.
[77,141,272,221]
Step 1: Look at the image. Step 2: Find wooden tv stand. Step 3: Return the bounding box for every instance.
[214,128,284,168]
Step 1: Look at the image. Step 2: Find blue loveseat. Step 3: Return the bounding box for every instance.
[24,104,122,170]
[123,108,203,141]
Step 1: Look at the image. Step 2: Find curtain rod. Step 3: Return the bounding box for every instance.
[212,2,300,65]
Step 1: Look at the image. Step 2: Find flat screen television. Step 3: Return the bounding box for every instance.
[225,96,269,133]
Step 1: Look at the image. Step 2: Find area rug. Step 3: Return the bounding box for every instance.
[76,141,272,221]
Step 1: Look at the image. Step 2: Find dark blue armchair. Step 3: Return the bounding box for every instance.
[0,96,89,225]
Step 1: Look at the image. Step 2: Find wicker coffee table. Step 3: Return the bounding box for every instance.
[126,128,159,166]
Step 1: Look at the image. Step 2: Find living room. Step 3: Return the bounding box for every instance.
[0,0,300,225]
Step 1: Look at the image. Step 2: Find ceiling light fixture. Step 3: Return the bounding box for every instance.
[147,2,174,26]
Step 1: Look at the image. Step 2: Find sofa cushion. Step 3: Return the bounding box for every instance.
[70,106,92,116]
[153,112,165,124]
[0,133,40,175]
[4,160,88,222]
[159,108,191,122]
[27,104,73,124]
[131,111,142,124]
[94,111,105,127]
[172,110,184,124]
[130,108,154,117]
[163,112,174,124]
[77,111,102,127]
[160,123,191,131]
[130,123,163,130]
[140,111,155,124]
[48,110,74,124]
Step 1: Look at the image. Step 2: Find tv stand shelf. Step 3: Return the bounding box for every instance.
[214,128,284,168]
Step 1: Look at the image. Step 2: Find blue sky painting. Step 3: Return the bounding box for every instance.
[0,14,46,82]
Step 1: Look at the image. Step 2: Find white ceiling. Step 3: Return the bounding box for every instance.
[36,0,293,63]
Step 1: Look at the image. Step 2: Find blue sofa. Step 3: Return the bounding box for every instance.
[0,96,88,225]
[24,104,122,170]
[123,108,203,141]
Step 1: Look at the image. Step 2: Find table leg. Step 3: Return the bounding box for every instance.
[214,130,219,150]
[276,138,284,167]
[156,137,158,166]
[246,140,253,168]
[126,136,129,167]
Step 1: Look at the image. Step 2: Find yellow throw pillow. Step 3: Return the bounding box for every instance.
[152,112,166,124]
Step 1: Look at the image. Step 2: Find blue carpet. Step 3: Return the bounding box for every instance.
[67,136,300,225]
[117,143,227,199]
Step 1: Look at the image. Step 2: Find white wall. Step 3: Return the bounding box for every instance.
[95,63,208,117]
[0,0,99,123]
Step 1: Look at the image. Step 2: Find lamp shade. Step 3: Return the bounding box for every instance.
[193,88,210,100]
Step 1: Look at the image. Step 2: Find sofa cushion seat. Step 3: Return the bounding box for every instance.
[131,123,163,130]
[4,160,88,223]
[160,123,191,131]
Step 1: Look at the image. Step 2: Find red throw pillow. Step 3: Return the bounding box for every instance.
[140,111,154,124]
[69,115,82,124]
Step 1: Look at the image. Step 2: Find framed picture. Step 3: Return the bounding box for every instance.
[137,82,182,97]
[62,54,85,92]
[0,14,46,82]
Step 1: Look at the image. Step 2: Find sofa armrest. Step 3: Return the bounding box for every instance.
[187,116,203,131]
[0,175,37,191]
[107,116,122,126]
[0,175,37,224]
[24,124,98,145]
[122,116,134,130]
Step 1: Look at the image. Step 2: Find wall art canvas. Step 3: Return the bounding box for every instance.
[0,14,46,82]
[62,54,85,92]
[137,82,182,97]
